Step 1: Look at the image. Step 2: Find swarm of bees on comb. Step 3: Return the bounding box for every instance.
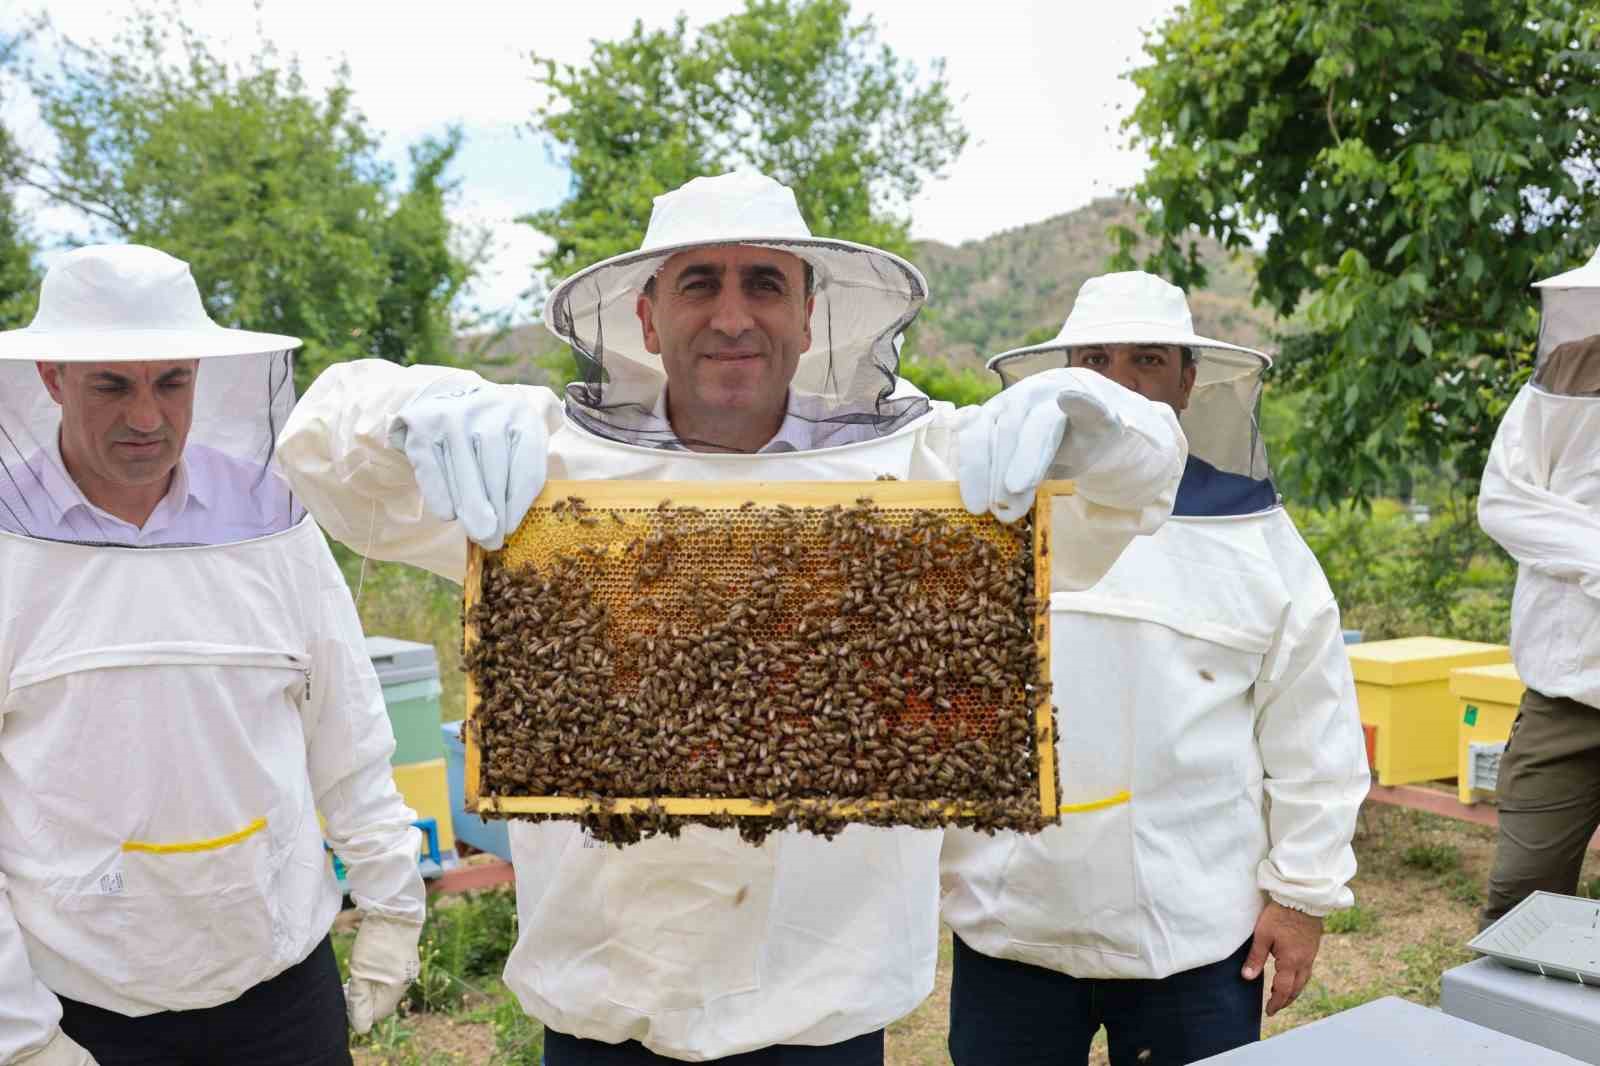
[464,486,1060,846]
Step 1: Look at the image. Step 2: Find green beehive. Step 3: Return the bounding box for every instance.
[366,636,445,766]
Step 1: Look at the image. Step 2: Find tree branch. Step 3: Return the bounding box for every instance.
[1452,49,1535,97]
[12,164,135,233]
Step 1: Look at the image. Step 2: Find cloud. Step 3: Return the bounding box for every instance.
[6,0,1180,316]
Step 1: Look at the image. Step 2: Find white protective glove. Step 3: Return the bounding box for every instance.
[345,914,423,1036]
[387,372,548,550]
[959,368,1121,524]
[17,1031,98,1066]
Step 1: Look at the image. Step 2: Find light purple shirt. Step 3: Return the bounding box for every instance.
[650,389,881,453]
[0,436,298,545]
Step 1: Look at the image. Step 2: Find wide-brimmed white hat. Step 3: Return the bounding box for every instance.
[1533,243,1600,290]
[544,171,925,385]
[0,244,301,362]
[986,271,1269,388]
[1532,243,1600,378]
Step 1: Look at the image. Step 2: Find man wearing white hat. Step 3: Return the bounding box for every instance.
[1477,246,1600,926]
[276,172,1189,1063]
[0,246,425,1066]
[940,272,1370,1065]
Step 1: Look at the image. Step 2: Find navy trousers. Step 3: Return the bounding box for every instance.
[58,936,352,1066]
[544,1027,884,1065]
[948,935,1262,1066]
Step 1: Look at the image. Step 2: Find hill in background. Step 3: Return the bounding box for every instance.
[909,197,1275,369]
[462,198,1279,382]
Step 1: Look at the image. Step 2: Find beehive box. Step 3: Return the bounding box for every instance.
[1349,637,1511,786]
[462,480,1064,845]
[1451,662,1526,805]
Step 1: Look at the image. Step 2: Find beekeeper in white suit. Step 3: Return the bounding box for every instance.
[276,171,1187,1065]
[1477,245,1600,926]
[940,273,1370,1066]
[0,246,424,1066]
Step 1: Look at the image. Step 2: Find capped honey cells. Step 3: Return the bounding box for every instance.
[463,481,1063,845]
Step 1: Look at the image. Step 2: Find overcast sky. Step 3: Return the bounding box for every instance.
[6,0,1181,319]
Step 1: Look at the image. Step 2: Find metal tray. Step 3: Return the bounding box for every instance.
[1469,891,1600,985]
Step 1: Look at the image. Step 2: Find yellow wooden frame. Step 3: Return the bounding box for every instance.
[464,479,1069,820]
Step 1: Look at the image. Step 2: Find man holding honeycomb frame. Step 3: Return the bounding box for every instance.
[277,171,1188,1065]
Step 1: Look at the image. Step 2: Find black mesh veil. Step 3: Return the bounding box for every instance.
[990,342,1272,482]
[546,238,931,451]
[1532,251,1600,398]
[0,351,303,546]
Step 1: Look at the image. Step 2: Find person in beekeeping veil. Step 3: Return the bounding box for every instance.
[1476,245,1600,928]
[940,273,1370,1066]
[276,170,1188,1066]
[0,246,424,1066]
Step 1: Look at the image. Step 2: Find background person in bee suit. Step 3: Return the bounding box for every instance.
[1476,245,1600,927]
[0,246,425,1066]
[940,272,1371,1066]
[275,170,1189,1065]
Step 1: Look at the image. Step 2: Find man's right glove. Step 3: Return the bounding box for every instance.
[958,368,1123,524]
[18,1031,98,1066]
[388,372,548,550]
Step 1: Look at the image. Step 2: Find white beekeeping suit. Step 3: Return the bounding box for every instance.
[1478,246,1600,709]
[276,172,1187,1061]
[942,272,1371,982]
[0,246,425,1065]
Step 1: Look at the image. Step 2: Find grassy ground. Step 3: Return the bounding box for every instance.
[333,550,468,723]
[339,803,1600,1064]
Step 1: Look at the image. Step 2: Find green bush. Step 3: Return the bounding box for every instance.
[1289,493,1514,643]
[492,993,546,1066]
[330,544,466,722]
[336,891,520,1019]
[406,937,466,1014]
[1401,843,1462,874]
[897,357,1000,407]
[423,890,520,985]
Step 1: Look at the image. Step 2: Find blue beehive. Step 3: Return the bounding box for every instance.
[441,721,513,862]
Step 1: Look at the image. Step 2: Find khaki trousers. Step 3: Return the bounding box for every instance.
[1483,687,1600,926]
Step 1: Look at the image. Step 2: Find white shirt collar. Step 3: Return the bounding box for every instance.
[652,389,818,453]
[39,431,207,536]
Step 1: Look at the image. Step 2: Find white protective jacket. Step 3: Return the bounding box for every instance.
[1478,385,1600,710]
[942,506,1371,980]
[0,518,426,1063]
[276,358,1185,1060]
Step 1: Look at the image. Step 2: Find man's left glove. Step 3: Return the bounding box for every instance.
[387,372,548,550]
[959,368,1122,524]
[345,913,424,1035]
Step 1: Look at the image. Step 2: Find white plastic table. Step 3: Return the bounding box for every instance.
[1192,996,1586,1064]
[1442,956,1600,1064]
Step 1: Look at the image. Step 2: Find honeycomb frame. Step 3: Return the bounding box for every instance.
[462,479,1068,822]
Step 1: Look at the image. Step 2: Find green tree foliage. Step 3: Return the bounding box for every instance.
[896,356,999,406]
[0,31,38,328]
[526,0,967,280]
[1292,495,1514,643]
[15,14,479,387]
[0,191,37,330]
[1114,1,1600,503]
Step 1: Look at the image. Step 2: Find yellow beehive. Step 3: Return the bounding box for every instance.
[1450,662,1526,805]
[392,758,456,855]
[462,479,1065,837]
[1349,637,1511,786]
